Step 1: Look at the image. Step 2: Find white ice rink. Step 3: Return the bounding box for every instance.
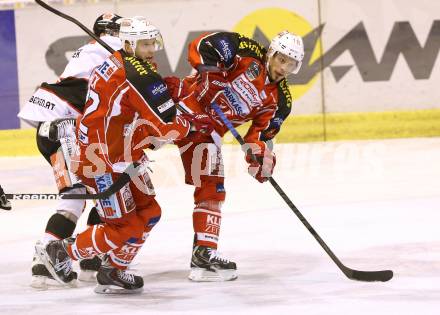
[1,138,439,314]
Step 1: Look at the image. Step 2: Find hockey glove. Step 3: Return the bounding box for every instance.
[163,76,183,103]
[38,118,76,142]
[245,146,276,183]
[194,71,229,107]
[180,112,216,135]
[0,185,11,211]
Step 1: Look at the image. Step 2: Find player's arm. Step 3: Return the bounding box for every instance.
[259,79,292,142]
[242,104,280,184]
[188,32,241,71]
[187,32,243,108]
[126,72,189,142]
[243,106,277,153]
[124,57,212,145]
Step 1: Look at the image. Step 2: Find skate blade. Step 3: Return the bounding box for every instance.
[34,243,77,288]
[78,270,97,282]
[30,276,66,290]
[30,276,49,290]
[188,267,238,282]
[94,284,143,295]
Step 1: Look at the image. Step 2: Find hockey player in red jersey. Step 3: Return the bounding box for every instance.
[17,13,124,288]
[170,30,304,281]
[35,16,213,294]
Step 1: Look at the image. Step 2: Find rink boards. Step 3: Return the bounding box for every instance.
[0,0,439,155]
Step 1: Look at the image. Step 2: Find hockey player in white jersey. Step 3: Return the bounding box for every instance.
[17,13,123,289]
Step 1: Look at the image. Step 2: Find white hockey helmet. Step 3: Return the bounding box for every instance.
[267,31,304,74]
[119,16,164,52]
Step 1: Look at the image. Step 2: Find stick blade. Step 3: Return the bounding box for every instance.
[345,268,393,282]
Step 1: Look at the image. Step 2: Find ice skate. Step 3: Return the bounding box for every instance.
[78,255,102,282]
[189,245,237,282]
[30,243,54,290]
[35,239,77,287]
[94,257,143,294]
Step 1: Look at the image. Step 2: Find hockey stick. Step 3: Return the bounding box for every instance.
[35,0,393,282]
[1,163,137,205]
[0,1,131,203]
[35,0,115,53]
[211,102,393,282]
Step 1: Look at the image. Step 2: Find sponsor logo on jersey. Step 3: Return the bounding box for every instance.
[231,75,262,108]
[120,184,135,214]
[245,61,261,81]
[219,39,233,64]
[157,99,174,113]
[238,36,264,59]
[147,82,167,99]
[279,79,292,106]
[97,58,118,82]
[216,183,225,193]
[206,214,221,235]
[211,80,229,88]
[72,48,82,59]
[152,83,167,95]
[223,87,249,116]
[147,216,161,227]
[29,96,55,110]
[95,174,122,219]
[125,56,149,76]
[110,55,123,68]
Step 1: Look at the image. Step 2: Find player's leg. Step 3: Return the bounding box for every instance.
[31,127,80,288]
[31,127,97,288]
[178,137,237,281]
[36,166,160,293]
[95,195,162,294]
[35,172,142,289]
[77,206,103,282]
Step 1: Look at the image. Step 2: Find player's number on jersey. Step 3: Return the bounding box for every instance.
[83,89,100,118]
[78,89,100,142]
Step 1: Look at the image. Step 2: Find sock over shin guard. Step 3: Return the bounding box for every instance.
[45,212,76,239]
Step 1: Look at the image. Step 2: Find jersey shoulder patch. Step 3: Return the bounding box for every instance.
[123,56,175,122]
[237,34,266,61]
[277,79,292,116]
[200,32,241,68]
[96,55,122,82]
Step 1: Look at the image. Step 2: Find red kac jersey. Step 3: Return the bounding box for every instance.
[77,51,190,175]
[181,32,292,147]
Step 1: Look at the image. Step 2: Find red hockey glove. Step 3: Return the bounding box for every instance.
[194,71,229,107]
[180,112,216,135]
[245,145,276,183]
[163,76,183,103]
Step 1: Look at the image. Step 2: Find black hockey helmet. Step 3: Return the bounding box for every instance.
[93,13,123,36]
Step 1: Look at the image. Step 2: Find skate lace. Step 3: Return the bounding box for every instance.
[207,248,229,263]
[117,270,135,284]
[55,258,73,275]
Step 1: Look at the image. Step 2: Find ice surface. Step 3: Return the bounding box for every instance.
[1,138,439,314]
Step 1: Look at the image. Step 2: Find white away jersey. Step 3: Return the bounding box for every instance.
[18,35,122,127]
